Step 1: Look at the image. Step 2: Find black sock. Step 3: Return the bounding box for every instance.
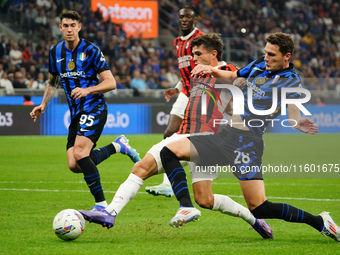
[251,200,324,231]
[77,156,105,203]
[90,143,116,165]
[160,147,193,207]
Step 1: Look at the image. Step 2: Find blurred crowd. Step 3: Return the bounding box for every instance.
[0,0,339,96]
[162,0,340,91]
[0,0,180,95]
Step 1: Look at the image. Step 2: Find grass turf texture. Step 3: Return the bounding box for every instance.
[0,133,339,255]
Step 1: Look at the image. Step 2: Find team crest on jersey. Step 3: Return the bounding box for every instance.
[255,77,266,85]
[68,61,75,70]
[79,53,86,61]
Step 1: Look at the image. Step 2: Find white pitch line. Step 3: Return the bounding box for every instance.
[1,181,339,187]
[0,188,339,202]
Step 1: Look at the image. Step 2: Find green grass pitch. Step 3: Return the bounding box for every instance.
[0,133,339,254]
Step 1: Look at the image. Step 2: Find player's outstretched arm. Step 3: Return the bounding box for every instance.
[30,73,59,122]
[191,64,237,79]
[288,104,318,134]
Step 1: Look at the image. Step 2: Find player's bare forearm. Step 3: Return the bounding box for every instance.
[94,70,116,93]
[30,74,58,122]
[42,74,59,107]
[191,64,237,79]
[71,70,116,100]
[88,78,116,94]
[287,104,302,127]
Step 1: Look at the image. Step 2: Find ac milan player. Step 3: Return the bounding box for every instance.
[145,6,205,196]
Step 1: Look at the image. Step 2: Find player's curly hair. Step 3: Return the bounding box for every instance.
[60,10,81,23]
[191,33,223,61]
[266,32,294,56]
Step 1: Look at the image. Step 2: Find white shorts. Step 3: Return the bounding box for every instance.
[147,132,218,184]
[169,92,189,119]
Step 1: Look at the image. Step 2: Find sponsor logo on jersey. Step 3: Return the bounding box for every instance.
[60,71,86,78]
[248,82,266,99]
[178,55,193,69]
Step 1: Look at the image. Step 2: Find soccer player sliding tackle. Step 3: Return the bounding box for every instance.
[160,32,340,241]
[79,33,273,239]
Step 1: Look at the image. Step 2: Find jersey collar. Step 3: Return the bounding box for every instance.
[181,28,198,40]
[215,61,227,68]
[269,62,295,76]
[64,38,82,52]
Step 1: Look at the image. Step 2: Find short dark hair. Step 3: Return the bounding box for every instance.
[179,5,199,17]
[191,33,223,61]
[266,32,294,56]
[60,10,81,23]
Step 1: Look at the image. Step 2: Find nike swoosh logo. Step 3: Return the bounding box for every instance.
[254,67,263,71]
[57,58,64,63]
[80,128,90,132]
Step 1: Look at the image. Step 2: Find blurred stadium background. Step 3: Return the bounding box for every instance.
[0,0,339,135]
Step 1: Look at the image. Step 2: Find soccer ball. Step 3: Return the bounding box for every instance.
[53,209,85,241]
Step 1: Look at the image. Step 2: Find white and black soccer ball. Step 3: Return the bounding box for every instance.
[53,209,85,241]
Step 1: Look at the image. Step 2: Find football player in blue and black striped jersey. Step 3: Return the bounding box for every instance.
[30,10,140,211]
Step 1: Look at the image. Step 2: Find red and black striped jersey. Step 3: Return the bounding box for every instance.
[174,28,204,97]
[177,64,238,134]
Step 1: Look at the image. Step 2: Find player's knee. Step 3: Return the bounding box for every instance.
[73,147,91,162]
[195,195,214,209]
[131,161,155,180]
[168,146,187,160]
[73,150,83,161]
[247,199,267,212]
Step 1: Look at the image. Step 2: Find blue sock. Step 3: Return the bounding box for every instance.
[160,147,193,207]
[90,143,116,165]
[77,156,105,203]
[251,200,324,231]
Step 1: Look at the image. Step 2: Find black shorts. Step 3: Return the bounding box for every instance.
[189,125,264,180]
[67,110,107,150]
